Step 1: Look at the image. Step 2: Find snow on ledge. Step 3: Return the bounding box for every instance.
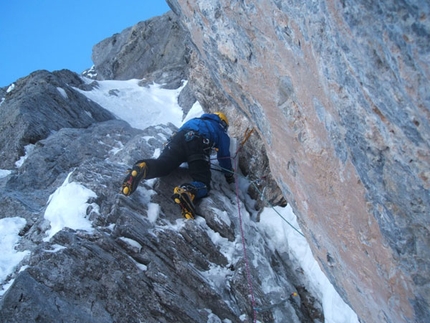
[43,172,98,241]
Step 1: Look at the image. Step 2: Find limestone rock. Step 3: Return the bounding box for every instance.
[91,11,190,89]
[165,1,430,322]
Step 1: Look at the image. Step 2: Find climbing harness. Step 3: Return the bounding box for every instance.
[184,130,213,163]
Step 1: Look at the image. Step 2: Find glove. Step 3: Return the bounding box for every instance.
[225,173,235,184]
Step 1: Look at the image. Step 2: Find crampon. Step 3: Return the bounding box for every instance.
[172,186,196,219]
[121,161,147,196]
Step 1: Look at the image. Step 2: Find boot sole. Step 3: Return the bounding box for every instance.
[121,163,147,196]
[172,193,196,219]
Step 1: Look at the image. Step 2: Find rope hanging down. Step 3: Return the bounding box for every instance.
[219,128,305,320]
[249,180,305,238]
[231,130,257,323]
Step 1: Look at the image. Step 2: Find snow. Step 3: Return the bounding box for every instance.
[259,206,359,323]
[43,172,97,241]
[0,79,359,322]
[6,83,15,93]
[15,144,35,168]
[147,203,161,223]
[56,87,68,99]
[75,78,185,129]
[0,217,30,295]
[0,169,11,178]
[119,237,143,253]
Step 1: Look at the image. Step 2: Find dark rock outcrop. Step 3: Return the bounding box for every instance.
[165,1,430,322]
[0,69,115,169]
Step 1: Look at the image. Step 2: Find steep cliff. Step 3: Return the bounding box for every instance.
[165,1,430,322]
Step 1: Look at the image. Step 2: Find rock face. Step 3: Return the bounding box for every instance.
[91,8,286,210]
[0,70,115,169]
[165,1,430,323]
[0,71,320,322]
[92,11,190,89]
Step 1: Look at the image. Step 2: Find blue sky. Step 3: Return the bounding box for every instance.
[0,1,171,87]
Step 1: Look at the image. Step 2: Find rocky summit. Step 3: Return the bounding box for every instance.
[1,1,429,323]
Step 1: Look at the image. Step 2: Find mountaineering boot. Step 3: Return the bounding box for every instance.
[121,161,147,196]
[172,184,197,219]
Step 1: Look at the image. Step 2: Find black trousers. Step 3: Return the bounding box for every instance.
[142,130,212,189]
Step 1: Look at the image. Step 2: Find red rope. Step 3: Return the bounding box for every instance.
[212,130,257,320]
[233,155,257,322]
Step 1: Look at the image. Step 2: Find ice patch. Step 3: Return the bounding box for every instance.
[147,203,160,223]
[57,87,68,99]
[0,169,12,178]
[119,237,143,252]
[6,83,15,93]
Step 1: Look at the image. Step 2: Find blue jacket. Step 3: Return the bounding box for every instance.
[179,113,233,173]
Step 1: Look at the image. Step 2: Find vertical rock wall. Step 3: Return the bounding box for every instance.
[166,0,430,322]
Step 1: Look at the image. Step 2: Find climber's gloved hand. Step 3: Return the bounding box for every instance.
[225,173,235,184]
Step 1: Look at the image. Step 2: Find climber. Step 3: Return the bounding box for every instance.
[121,112,235,219]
